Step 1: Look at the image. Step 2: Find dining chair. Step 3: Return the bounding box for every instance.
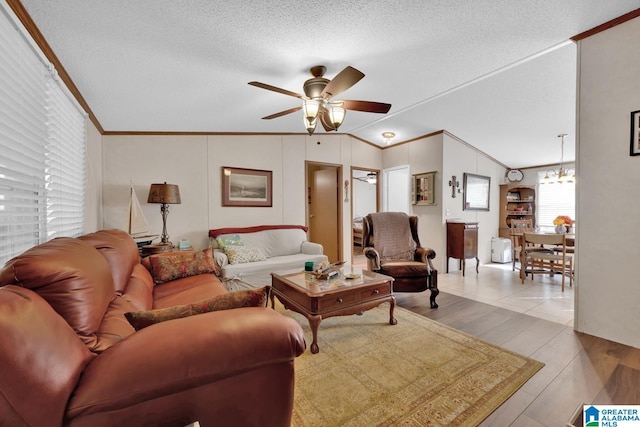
[510,219,534,271]
[521,232,573,291]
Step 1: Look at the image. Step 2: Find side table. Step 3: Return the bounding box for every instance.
[141,243,173,257]
[446,221,479,276]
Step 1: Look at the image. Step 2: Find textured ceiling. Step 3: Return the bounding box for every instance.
[16,0,640,168]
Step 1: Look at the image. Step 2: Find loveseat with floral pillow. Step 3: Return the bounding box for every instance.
[209,224,328,282]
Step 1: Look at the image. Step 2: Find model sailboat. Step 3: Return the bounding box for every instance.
[125,185,158,247]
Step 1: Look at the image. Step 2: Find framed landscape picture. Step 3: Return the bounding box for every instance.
[631,110,640,156]
[222,167,272,207]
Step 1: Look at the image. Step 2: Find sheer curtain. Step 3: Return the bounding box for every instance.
[0,5,86,264]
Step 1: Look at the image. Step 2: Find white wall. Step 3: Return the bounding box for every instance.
[441,134,503,271]
[575,16,640,348]
[102,133,381,262]
[380,132,503,272]
[102,130,503,272]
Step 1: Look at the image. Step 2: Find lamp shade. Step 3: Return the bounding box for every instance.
[328,103,346,129]
[147,183,181,204]
[302,99,320,121]
[303,115,317,135]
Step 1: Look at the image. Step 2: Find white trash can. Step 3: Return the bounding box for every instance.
[491,237,512,263]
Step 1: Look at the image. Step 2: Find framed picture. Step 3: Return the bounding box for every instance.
[412,171,436,205]
[631,110,640,156]
[222,167,272,207]
[463,173,490,211]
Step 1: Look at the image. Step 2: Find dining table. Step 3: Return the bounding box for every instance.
[510,230,575,280]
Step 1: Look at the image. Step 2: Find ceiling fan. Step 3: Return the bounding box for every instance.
[248,65,391,134]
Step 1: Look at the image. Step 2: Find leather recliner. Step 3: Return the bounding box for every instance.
[362,212,439,308]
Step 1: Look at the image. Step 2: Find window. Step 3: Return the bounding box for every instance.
[0,5,86,264]
[537,173,575,228]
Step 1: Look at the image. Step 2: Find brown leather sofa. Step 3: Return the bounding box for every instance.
[0,229,306,427]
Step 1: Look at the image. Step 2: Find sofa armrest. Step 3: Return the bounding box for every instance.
[301,241,323,255]
[213,248,228,268]
[66,307,306,419]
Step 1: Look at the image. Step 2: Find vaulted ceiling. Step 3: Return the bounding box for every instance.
[15,1,640,168]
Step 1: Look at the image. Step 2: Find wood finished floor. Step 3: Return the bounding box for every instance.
[352,254,640,426]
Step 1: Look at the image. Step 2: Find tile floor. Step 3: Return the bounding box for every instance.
[439,262,574,326]
[352,254,575,326]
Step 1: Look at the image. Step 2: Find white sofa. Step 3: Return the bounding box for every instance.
[209,225,328,281]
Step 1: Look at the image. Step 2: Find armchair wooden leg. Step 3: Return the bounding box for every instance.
[429,288,439,309]
[429,274,439,309]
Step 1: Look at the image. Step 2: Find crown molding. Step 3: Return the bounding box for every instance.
[571,7,640,41]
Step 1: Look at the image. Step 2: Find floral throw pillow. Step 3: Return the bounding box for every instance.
[124,286,271,330]
[224,246,267,264]
[148,248,219,284]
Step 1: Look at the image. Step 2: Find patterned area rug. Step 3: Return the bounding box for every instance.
[275,302,544,426]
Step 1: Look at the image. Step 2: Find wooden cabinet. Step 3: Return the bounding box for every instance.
[499,184,536,238]
[446,221,479,276]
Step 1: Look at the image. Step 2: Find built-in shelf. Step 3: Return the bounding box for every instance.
[499,184,537,238]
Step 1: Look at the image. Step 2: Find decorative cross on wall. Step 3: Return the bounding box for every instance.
[448,175,460,198]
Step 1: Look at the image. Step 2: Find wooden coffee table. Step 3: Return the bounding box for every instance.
[270,266,396,354]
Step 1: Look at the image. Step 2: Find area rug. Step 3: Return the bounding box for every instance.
[275,302,544,426]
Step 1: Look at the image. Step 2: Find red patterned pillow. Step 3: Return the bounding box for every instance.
[124,286,271,330]
[148,248,219,284]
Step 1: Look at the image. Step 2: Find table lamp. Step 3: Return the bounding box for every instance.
[147,182,181,245]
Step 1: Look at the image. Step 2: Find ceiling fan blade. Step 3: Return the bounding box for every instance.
[341,100,391,114]
[320,66,364,98]
[248,81,304,99]
[261,106,302,120]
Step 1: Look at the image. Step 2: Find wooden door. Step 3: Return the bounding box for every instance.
[309,167,340,263]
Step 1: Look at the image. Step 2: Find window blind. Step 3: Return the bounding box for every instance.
[0,5,86,264]
[45,70,85,240]
[0,8,48,262]
[537,173,576,228]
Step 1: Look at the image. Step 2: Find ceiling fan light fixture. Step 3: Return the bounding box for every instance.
[303,115,317,135]
[249,65,391,135]
[328,103,346,130]
[382,131,395,145]
[302,99,320,121]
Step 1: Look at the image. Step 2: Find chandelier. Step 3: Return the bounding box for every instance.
[542,133,575,184]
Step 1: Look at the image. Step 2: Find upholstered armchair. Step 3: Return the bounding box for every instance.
[362,212,439,308]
